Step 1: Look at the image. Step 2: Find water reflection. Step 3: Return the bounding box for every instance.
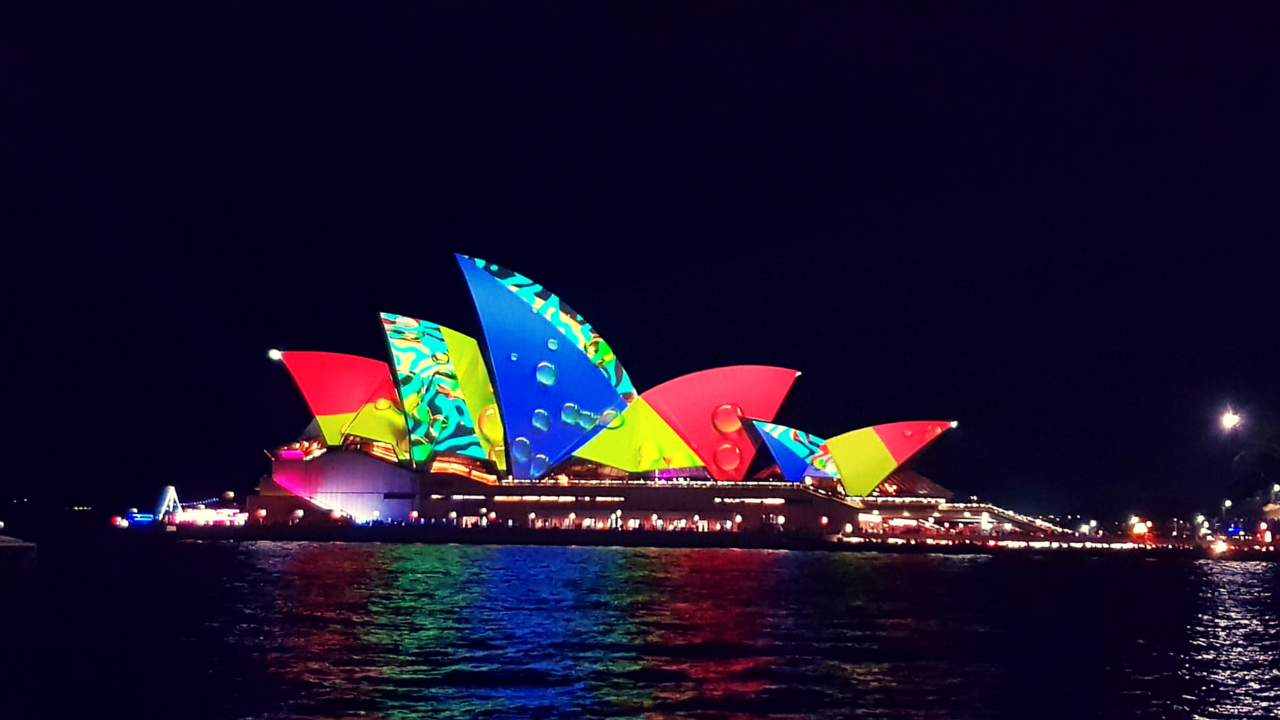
[171,544,1280,720]
[1181,561,1280,718]
[267,543,389,719]
[628,549,781,713]
[370,545,643,718]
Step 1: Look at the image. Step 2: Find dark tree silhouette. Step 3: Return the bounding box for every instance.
[1228,410,1280,501]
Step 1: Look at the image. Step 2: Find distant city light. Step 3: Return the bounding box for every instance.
[1089,519,1097,527]
[1213,540,1229,554]
[1223,499,1233,509]
[1132,521,1148,535]
[1221,410,1242,430]
[268,348,283,361]
[949,420,959,429]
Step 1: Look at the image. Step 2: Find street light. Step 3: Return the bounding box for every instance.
[1221,410,1242,430]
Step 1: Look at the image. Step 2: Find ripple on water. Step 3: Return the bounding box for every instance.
[37,543,1280,720]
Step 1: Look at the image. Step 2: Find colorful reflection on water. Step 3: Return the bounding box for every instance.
[36,543,1280,719]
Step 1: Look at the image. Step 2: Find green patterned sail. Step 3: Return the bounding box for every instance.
[380,313,506,469]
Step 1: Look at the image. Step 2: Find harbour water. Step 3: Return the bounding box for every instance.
[17,541,1280,719]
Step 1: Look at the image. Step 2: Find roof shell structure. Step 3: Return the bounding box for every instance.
[279,351,410,461]
[457,256,629,478]
[573,397,702,472]
[825,421,952,496]
[641,366,800,481]
[379,313,505,469]
[751,421,836,482]
[270,255,957,498]
[458,255,636,401]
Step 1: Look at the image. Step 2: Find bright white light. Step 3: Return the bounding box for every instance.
[1129,515,1139,525]
[1089,519,1097,527]
[268,348,283,361]
[1079,524,1090,534]
[1221,410,1242,430]
[949,420,959,429]
[1195,514,1205,524]
[1223,499,1233,509]
[776,515,786,525]
[1213,540,1229,554]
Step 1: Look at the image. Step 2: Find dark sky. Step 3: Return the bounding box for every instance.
[14,2,1280,519]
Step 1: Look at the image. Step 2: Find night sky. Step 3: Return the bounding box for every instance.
[15,3,1279,519]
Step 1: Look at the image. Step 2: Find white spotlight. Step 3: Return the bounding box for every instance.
[949,420,959,429]
[268,349,283,361]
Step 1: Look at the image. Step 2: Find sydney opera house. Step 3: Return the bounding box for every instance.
[249,255,1062,538]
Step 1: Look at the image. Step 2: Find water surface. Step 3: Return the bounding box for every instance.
[28,542,1280,719]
